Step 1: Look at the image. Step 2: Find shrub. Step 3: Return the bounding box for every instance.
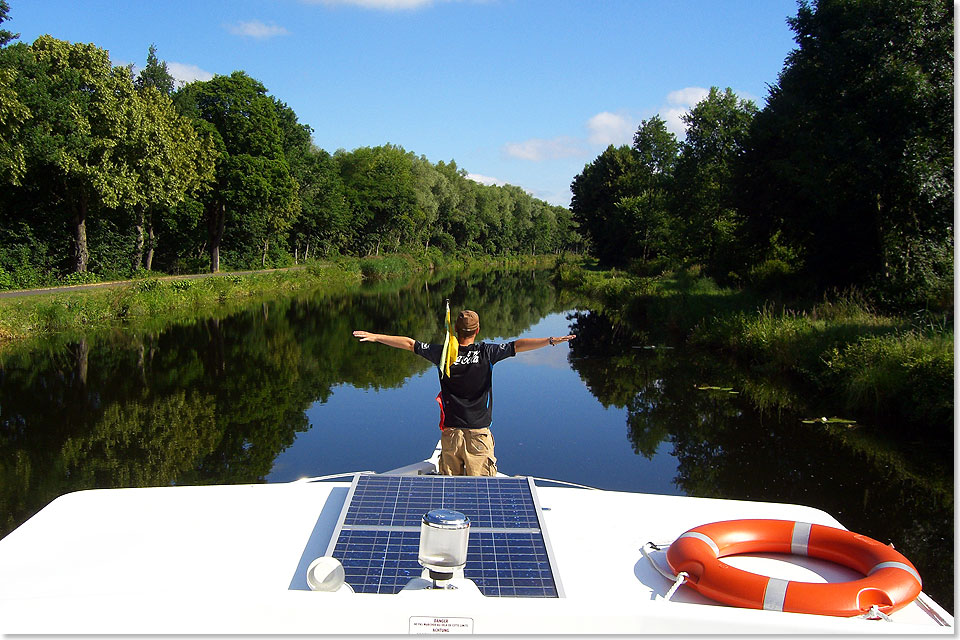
[589,272,640,301]
[872,235,954,312]
[432,232,456,254]
[59,271,101,286]
[747,258,796,293]
[421,246,445,269]
[12,264,48,289]
[824,330,953,431]
[30,299,73,332]
[170,279,194,293]
[554,263,587,288]
[133,279,162,293]
[131,268,156,280]
[172,257,208,275]
[359,255,415,280]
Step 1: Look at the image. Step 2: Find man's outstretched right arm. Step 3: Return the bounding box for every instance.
[352,330,415,351]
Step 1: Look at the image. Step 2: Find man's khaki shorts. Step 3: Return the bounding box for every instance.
[439,427,497,476]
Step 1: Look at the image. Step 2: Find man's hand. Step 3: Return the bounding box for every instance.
[353,330,377,342]
[514,334,576,353]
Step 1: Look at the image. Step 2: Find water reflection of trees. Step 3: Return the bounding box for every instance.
[567,308,953,612]
[2,277,950,611]
[0,267,567,538]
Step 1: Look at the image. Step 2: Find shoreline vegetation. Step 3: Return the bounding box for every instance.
[555,261,953,442]
[0,253,559,346]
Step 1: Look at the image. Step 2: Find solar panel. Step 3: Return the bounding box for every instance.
[325,475,563,598]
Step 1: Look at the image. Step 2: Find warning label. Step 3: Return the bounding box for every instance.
[409,616,474,634]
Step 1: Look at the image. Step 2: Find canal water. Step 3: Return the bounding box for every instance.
[0,268,952,611]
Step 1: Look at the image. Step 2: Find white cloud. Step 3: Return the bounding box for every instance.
[534,187,572,208]
[467,173,504,186]
[167,62,214,85]
[502,111,635,164]
[304,0,438,9]
[661,87,709,137]
[662,107,689,138]
[503,136,585,162]
[586,111,635,147]
[503,111,637,164]
[226,20,290,38]
[666,87,710,107]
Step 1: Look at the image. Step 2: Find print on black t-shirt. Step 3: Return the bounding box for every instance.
[414,341,516,428]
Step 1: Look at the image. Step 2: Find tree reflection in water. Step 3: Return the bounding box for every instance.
[0,268,565,532]
[567,308,952,613]
[0,271,951,612]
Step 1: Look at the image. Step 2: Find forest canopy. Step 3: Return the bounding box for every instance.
[570,0,953,310]
[0,2,578,285]
[0,0,952,314]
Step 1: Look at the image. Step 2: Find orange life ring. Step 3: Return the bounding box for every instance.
[666,519,922,617]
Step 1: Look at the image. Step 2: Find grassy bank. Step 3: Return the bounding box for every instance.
[0,253,560,346]
[556,262,953,436]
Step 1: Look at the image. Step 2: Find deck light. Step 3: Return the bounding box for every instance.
[306,556,349,592]
[418,509,470,584]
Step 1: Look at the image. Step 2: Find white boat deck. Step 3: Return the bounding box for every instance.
[0,473,952,634]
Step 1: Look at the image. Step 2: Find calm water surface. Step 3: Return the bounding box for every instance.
[0,269,951,611]
[267,310,681,494]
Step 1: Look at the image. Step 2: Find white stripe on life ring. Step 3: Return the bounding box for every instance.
[869,561,922,586]
[678,531,720,557]
[763,577,789,611]
[791,522,812,555]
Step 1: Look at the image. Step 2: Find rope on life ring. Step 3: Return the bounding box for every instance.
[665,519,923,617]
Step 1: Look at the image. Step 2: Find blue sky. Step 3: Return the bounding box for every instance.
[7,0,800,206]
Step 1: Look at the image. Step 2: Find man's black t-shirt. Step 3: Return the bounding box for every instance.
[414,341,516,428]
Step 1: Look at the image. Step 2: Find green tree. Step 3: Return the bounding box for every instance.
[336,145,417,255]
[223,154,300,267]
[6,36,142,273]
[174,71,296,272]
[134,44,176,95]
[0,0,18,47]
[634,115,680,177]
[570,118,681,268]
[570,145,641,266]
[290,146,349,260]
[0,55,28,184]
[526,201,555,255]
[467,183,496,254]
[739,0,953,304]
[124,86,215,271]
[426,160,460,251]
[552,205,581,254]
[673,87,757,280]
[501,184,530,254]
[409,155,441,252]
[629,115,680,267]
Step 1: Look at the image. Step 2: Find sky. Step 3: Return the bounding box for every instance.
[7,0,801,206]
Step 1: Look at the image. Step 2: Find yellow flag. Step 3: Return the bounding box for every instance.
[441,300,458,378]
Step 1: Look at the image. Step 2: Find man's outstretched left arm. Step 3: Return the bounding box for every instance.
[514,334,575,353]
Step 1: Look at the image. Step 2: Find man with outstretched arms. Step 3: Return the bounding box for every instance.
[353,309,575,476]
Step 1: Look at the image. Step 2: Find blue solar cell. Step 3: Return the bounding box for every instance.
[342,475,541,529]
[328,475,560,598]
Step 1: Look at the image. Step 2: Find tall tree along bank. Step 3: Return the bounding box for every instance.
[570,0,952,310]
[0,25,580,286]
